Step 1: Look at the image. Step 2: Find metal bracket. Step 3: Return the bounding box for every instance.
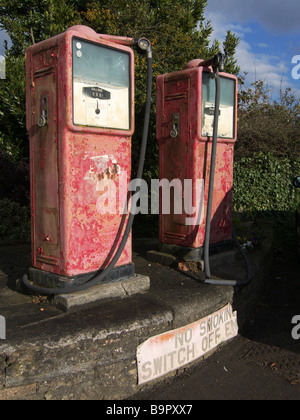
[38,95,48,127]
[170,113,180,138]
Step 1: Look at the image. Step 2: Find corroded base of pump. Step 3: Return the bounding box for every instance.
[27,263,135,291]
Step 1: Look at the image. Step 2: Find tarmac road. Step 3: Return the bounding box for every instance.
[130,248,300,400]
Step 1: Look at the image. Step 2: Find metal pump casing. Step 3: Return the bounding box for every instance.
[26,26,135,288]
[156,61,238,259]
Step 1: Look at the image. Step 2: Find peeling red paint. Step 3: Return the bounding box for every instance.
[26,27,135,278]
[156,66,238,250]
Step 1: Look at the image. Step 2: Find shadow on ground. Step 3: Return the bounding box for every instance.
[241,246,300,354]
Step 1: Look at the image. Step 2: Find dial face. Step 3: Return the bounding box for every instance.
[72,37,131,130]
[201,72,235,139]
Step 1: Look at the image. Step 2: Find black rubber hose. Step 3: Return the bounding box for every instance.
[22,54,153,295]
[204,226,253,286]
[203,69,253,287]
[203,70,221,281]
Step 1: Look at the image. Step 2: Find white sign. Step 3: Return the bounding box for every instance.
[137,304,238,385]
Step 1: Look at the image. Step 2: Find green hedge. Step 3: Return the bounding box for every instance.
[233,153,300,213]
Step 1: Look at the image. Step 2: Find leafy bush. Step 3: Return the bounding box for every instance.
[236,77,300,159]
[233,152,300,214]
[0,198,30,241]
[0,149,29,206]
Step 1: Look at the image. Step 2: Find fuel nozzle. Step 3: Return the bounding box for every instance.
[97,32,152,58]
[214,52,226,72]
[198,52,226,73]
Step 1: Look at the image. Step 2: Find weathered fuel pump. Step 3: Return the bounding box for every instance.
[157,54,252,286]
[23,25,152,294]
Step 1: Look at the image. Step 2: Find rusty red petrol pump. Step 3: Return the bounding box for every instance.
[156,54,252,286]
[23,25,152,294]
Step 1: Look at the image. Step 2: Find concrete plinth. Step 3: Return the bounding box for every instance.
[0,225,273,400]
[52,274,150,311]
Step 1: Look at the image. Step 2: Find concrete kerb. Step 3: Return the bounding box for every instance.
[52,274,151,312]
[0,225,273,400]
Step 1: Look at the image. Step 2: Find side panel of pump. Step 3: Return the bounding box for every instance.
[157,66,237,253]
[26,40,61,272]
[157,72,192,243]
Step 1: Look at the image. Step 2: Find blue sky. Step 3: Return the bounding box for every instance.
[0,29,11,63]
[205,0,300,98]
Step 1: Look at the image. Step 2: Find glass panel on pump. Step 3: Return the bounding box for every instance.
[72,37,131,130]
[201,72,235,139]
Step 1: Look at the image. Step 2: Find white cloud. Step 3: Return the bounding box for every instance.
[236,40,290,91]
[205,0,300,35]
[205,7,296,95]
[257,43,269,48]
